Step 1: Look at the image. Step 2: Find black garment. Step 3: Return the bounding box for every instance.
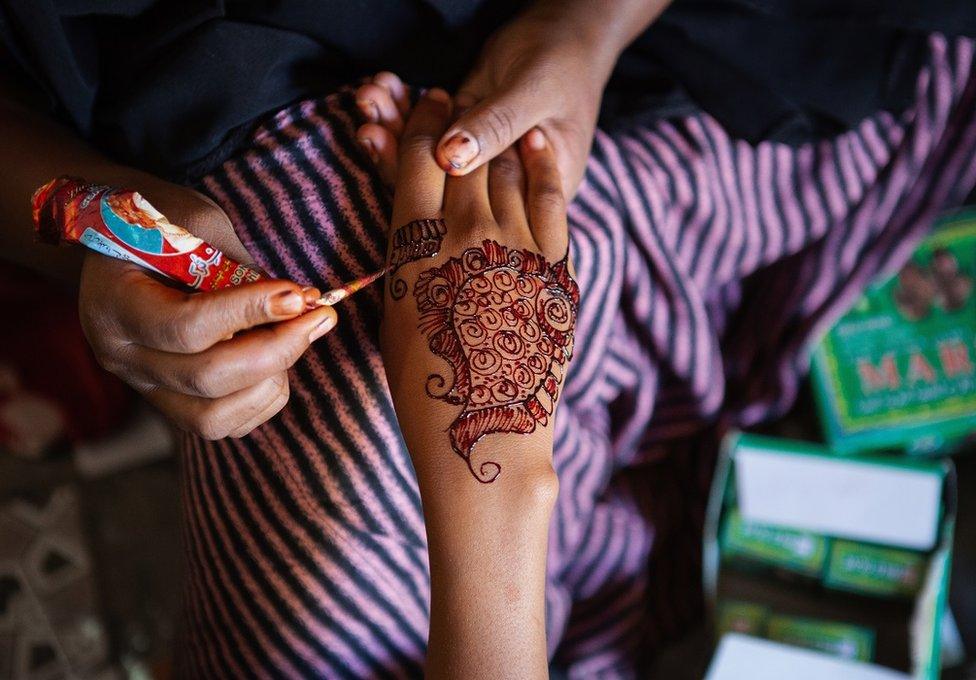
[1,1,973,181]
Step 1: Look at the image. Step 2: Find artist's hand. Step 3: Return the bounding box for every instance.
[78,186,336,440]
[356,0,661,197]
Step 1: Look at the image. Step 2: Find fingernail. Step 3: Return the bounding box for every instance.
[271,290,304,316]
[358,137,378,163]
[426,88,450,103]
[442,133,479,170]
[526,128,546,151]
[308,312,337,342]
[301,286,321,306]
[357,99,379,122]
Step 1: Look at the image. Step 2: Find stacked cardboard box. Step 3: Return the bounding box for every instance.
[704,433,955,678]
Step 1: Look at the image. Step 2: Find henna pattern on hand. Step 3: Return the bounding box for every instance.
[414,239,579,483]
[389,218,447,299]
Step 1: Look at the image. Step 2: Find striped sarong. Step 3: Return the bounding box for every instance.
[181,35,976,679]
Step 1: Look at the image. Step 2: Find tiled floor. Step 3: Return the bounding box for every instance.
[0,448,180,679]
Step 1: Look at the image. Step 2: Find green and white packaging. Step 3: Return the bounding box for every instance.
[716,600,770,637]
[720,509,828,577]
[703,432,956,679]
[811,211,976,455]
[825,540,926,599]
[766,613,876,662]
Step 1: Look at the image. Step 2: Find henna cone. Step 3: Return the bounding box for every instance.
[32,176,264,291]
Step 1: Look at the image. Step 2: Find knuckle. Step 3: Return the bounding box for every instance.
[533,182,566,212]
[165,314,208,354]
[478,104,516,147]
[186,359,225,398]
[243,293,274,327]
[401,133,437,159]
[270,372,291,395]
[192,407,231,441]
[491,155,522,180]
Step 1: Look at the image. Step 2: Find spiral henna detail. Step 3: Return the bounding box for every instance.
[388,218,447,299]
[414,239,579,483]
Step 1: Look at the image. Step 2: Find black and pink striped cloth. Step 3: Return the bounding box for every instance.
[180,35,976,678]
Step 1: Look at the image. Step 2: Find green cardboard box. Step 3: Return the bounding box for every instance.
[716,600,770,637]
[704,432,956,679]
[720,509,828,577]
[825,540,926,599]
[766,613,875,662]
[811,211,976,455]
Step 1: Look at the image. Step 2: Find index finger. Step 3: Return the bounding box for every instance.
[393,88,452,223]
[111,267,319,353]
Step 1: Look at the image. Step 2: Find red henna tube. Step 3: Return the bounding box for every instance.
[32,176,264,291]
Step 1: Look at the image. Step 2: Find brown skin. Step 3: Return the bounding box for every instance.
[1,0,667,666]
[1,0,665,439]
[381,89,568,679]
[0,67,336,440]
[358,0,672,197]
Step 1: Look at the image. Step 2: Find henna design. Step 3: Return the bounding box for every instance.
[389,218,447,299]
[414,239,579,483]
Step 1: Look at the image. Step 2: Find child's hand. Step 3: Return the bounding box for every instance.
[379,88,577,486]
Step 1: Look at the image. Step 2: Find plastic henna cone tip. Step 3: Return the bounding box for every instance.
[314,266,389,306]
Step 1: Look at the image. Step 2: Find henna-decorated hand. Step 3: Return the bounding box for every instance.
[379,89,578,485]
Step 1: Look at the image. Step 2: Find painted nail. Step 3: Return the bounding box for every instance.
[442,133,479,170]
[526,128,546,151]
[308,312,337,342]
[357,99,379,122]
[271,290,304,316]
[358,137,378,163]
[300,286,321,305]
[426,88,450,103]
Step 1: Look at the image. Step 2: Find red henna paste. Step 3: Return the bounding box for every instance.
[414,239,578,483]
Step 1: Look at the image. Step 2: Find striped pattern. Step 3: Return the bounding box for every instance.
[180,35,976,679]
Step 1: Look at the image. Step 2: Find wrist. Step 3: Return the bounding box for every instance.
[524,0,668,78]
[416,454,559,526]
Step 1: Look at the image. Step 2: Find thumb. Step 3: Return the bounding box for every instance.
[436,85,545,176]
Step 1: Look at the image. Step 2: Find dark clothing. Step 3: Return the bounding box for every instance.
[1,0,973,181]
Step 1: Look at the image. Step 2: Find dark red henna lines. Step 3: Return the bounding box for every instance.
[414,240,579,483]
[388,218,447,299]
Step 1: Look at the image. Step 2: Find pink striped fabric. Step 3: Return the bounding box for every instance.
[180,35,976,679]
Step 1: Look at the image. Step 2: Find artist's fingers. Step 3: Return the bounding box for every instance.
[521,128,568,257]
[394,88,452,220]
[435,74,550,176]
[373,71,410,115]
[121,306,337,398]
[144,372,291,440]
[488,146,528,229]
[106,272,320,353]
[441,86,490,223]
[356,83,404,136]
[357,122,399,186]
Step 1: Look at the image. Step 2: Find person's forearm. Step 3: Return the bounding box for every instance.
[386,334,558,678]
[523,0,672,79]
[414,437,557,680]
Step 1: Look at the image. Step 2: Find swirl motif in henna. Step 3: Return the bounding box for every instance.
[389,218,447,299]
[414,239,579,483]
